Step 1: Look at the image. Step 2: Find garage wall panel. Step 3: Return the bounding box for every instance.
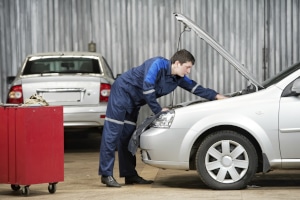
[266,0,300,78]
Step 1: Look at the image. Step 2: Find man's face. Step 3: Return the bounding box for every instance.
[175,61,193,77]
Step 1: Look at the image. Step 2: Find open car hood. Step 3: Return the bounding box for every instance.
[174,13,263,89]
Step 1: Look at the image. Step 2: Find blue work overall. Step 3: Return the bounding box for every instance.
[98,57,217,177]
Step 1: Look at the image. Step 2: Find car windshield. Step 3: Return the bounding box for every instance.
[262,62,300,88]
[22,57,102,75]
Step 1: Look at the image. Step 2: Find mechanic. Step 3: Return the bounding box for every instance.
[99,49,227,187]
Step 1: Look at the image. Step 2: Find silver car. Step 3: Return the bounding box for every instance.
[138,13,300,190]
[7,52,115,130]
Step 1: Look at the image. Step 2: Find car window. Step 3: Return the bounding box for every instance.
[102,57,115,79]
[22,58,102,75]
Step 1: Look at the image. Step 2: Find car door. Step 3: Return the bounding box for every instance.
[279,77,300,159]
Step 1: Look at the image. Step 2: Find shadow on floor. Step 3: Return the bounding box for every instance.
[153,169,300,189]
[64,128,102,152]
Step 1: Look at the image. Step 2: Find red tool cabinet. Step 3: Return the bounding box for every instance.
[0,106,64,196]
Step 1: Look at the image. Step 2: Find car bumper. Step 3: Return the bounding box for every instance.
[63,106,106,128]
[140,128,190,170]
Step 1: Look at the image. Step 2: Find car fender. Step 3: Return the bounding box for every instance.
[178,113,280,164]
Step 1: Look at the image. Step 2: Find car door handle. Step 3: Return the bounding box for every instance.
[280,128,300,133]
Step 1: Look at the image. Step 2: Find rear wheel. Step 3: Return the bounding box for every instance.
[196,130,258,190]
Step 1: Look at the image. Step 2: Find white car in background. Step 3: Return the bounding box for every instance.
[137,13,300,190]
[7,52,115,131]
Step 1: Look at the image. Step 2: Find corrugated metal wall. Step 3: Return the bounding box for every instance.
[266,0,300,78]
[177,0,266,103]
[1,0,300,122]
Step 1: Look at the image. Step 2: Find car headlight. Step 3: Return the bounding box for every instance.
[151,110,175,128]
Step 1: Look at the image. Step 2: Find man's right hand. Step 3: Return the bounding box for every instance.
[162,107,170,112]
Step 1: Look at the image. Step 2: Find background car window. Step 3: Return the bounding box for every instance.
[22,58,101,75]
[102,57,115,79]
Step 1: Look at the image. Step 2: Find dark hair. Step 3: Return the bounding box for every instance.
[170,49,195,65]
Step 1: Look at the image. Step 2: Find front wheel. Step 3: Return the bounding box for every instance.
[196,130,258,190]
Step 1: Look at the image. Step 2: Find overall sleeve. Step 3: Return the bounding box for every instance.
[179,76,218,100]
[142,59,167,114]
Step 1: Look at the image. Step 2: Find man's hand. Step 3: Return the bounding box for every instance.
[215,94,228,100]
[162,107,170,112]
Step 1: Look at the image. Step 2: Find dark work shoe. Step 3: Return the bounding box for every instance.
[125,175,154,184]
[101,176,121,187]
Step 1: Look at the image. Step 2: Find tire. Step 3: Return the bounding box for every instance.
[48,183,57,194]
[196,130,258,190]
[21,186,30,196]
[11,184,20,191]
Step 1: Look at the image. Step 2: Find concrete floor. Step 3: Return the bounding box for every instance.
[1,132,300,199]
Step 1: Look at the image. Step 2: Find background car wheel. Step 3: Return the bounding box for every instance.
[196,130,258,190]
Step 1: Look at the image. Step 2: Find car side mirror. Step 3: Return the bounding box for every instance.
[291,78,300,95]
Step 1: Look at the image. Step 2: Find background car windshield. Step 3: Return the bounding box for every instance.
[22,58,101,75]
[262,62,300,88]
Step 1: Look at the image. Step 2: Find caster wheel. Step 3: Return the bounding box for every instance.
[11,184,21,191]
[48,183,57,194]
[21,186,30,196]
